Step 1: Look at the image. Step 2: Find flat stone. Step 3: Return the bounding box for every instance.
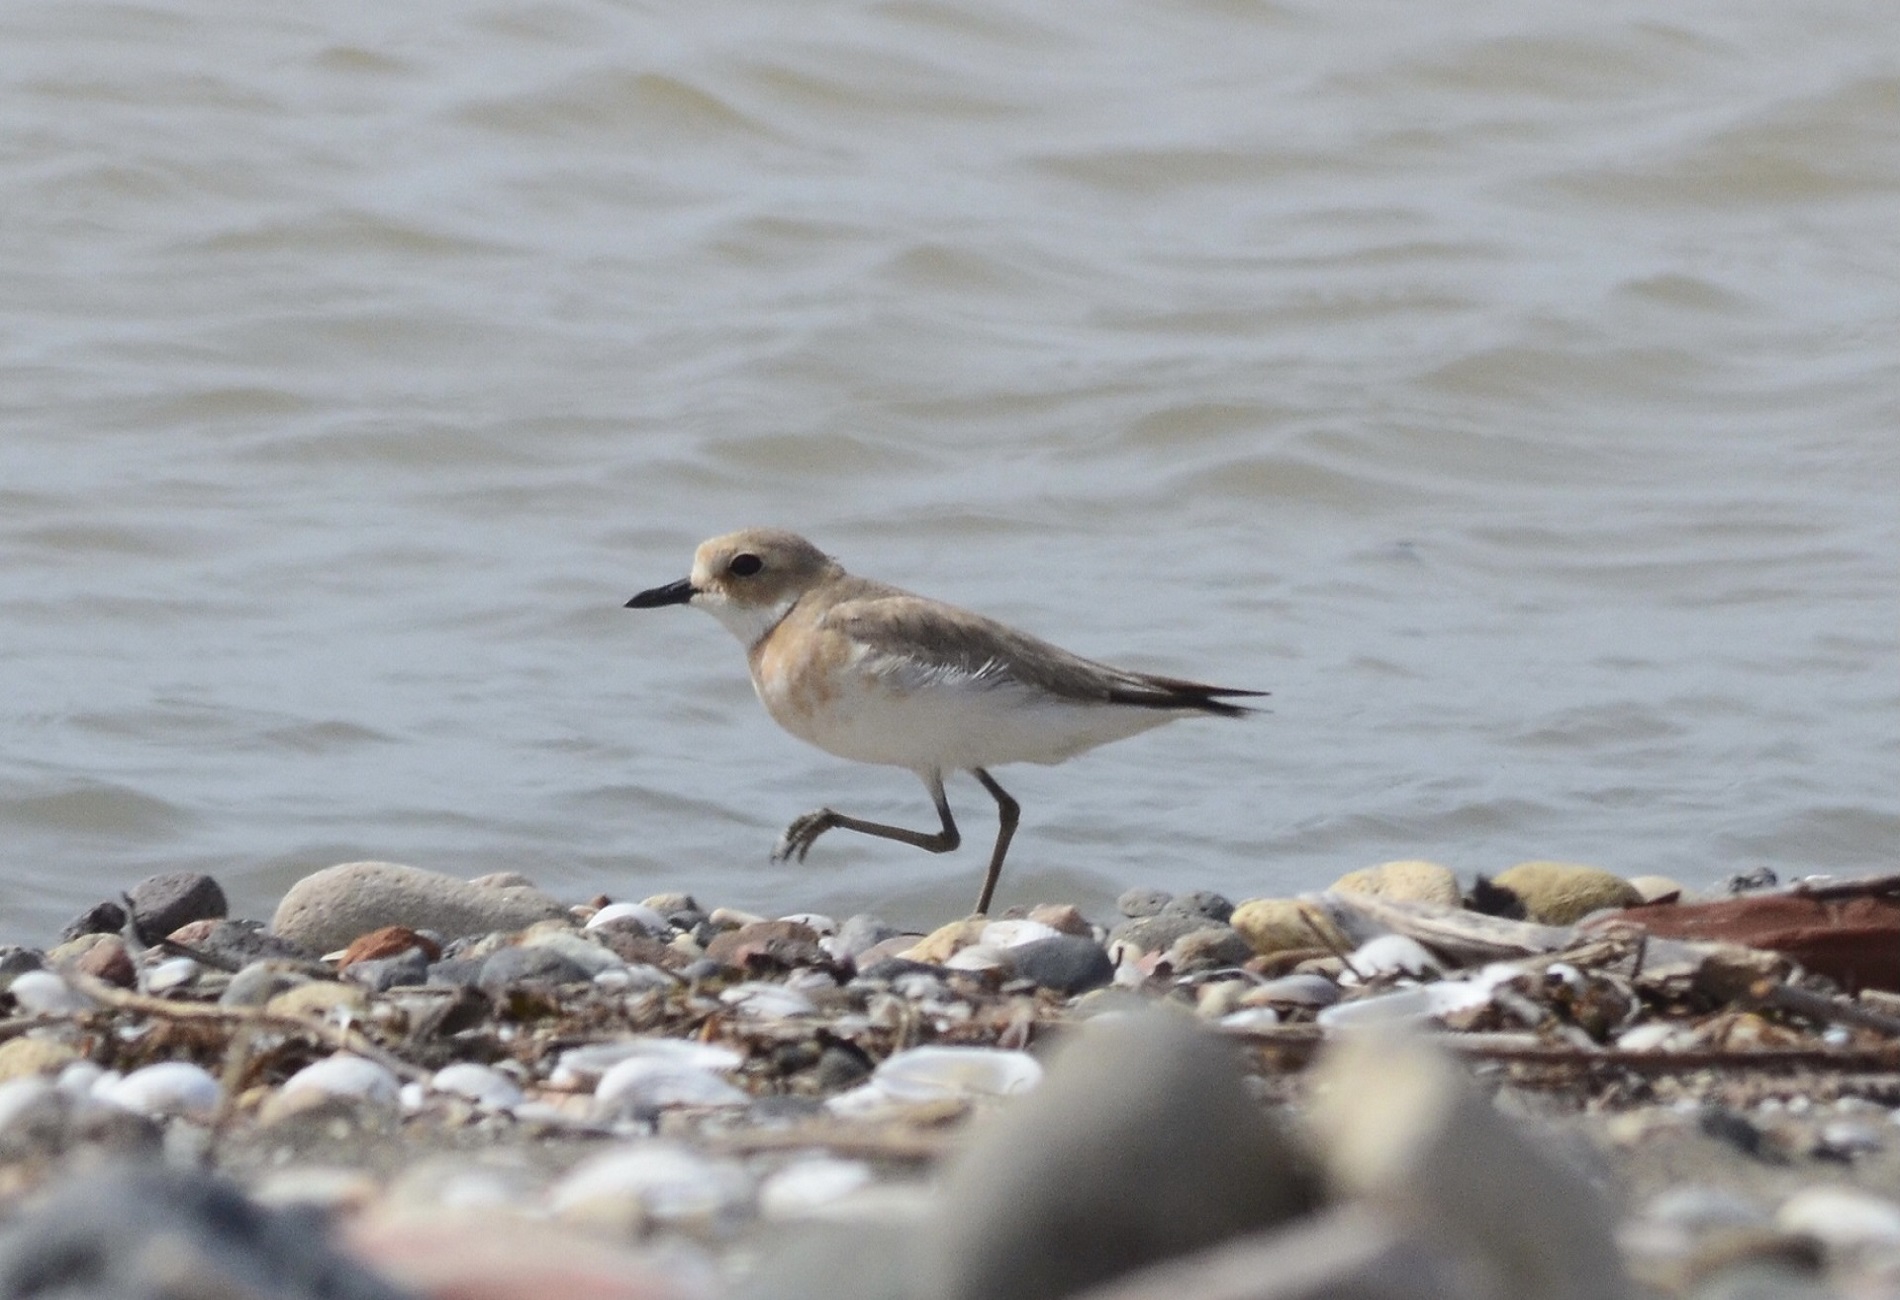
[1162,891,1234,923]
[219,961,316,1009]
[265,981,368,1021]
[1004,935,1113,994]
[928,1011,1318,1300]
[270,861,566,953]
[127,871,227,941]
[1165,926,1254,972]
[705,920,826,972]
[342,950,430,992]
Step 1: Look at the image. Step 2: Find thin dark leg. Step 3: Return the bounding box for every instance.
[773,772,960,864]
[970,767,1020,916]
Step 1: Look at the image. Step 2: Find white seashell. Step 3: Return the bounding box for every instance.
[1218,1007,1282,1032]
[1315,986,1437,1032]
[549,1143,751,1227]
[280,1054,400,1107]
[1778,1187,1900,1248]
[978,920,1060,949]
[758,1158,875,1219]
[431,1062,524,1110]
[866,1045,1042,1104]
[943,945,1006,973]
[549,1038,743,1090]
[1614,1023,1683,1052]
[10,971,95,1015]
[778,912,837,936]
[1342,934,1442,981]
[586,902,671,935]
[594,1057,748,1111]
[719,982,816,1018]
[97,1062,223,1120]
[142,957,200,994]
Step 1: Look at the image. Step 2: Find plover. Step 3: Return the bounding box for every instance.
[626,529,1263,914]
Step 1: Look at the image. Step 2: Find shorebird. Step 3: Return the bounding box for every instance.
[626,529,1263,914]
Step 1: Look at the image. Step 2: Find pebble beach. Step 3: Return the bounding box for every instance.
[4,859,1900,1298]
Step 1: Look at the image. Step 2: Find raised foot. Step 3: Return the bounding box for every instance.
[772,808,839,863]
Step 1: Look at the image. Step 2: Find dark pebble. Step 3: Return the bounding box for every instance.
[476,946,594,991]
[0,1162,409,1300]
[59,901,128,944]
[814,1043,875,1093]
[1162,890,1234,924]
[343,949,430,992]
[1116,887,1172,919]
[1107,912,1208,955]
[127,871,228,943]
[425,957,486,989]
[1004,935,1114,994]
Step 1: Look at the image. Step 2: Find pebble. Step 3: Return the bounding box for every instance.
[1314,985,1437,1031]
[1116,886,1171,918]
[270,860,566,953]
[1161,889,1234,923]
[838,1045,1042,1109]
[1330,859,1462,908]
[1106,911,1208,955]
[902,918,986,964]
[478,945,595,991]
[719,981,818,1018]
[1229,897,1349,956]
[1488,861,1643,925]
[552,1039,744,1090]
[549,1143,752,1234]
[10,970,95,1015]
[94,1062,224,1121]
[1002,935,1114,994]
[1025,903,1092,936]
[1777,1187,1900,1249]
[1341,934,1443,981]
[828,914,902,963]
[430,1063,524,1111]
[1243,973,1343,1009]
[1164,925,1254,972]
[72,935,138,987]
[586,901,672,935]
[127,870,228,940]
[978,919,1060,949]
[279,1054,402,1108]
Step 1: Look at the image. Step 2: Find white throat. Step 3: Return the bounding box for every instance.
[694,590,798,648]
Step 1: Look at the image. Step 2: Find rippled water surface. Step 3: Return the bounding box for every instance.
[3,0,1896,942]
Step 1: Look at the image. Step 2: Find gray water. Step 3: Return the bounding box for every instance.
[3,0,1897,944]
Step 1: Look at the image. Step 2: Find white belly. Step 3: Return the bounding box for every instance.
[755,668,1181,773]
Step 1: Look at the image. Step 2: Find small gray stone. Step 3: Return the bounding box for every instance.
[1163,890,1234,924]
[478,945,592,991]
[425,958,485,988]
[343,949,430,992]
[127,871,227,941]
[1117,887,1172,919]
[1165,925,1254,973]
[1003,935,1114,994]
[218,961,316,1009]
[271,861,566,953]
[520,929,623,976]
[834,914,902,963]
[929,1012,1319,1300]
[1108,912,1208,955]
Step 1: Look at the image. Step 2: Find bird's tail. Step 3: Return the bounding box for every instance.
[1105,673,1268,718]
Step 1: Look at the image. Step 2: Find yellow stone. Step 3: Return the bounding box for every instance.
[901,917,988,964]
[1330,860,1461,908]
[1491,861,1641,925]
[0,1035,80,1082]
[1230,898,1348,956]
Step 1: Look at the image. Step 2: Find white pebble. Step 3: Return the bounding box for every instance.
[719,982,816,1018]
[96,1062,223,1121]
[595,1057,748,1111]
[861,1045,1042,1104]
[1615,1023,1684,1052]
[586,902,670,935]
[141,957,200,994]
[10,971,94,1015]
[550,1038,742,1090]
[280,1054,401,1107]
[1342,934,1442,981]
[55,1060,105,1099]
[549,1143,751,1229]
[431,1062,524,1110]
[758,1158,875,1219]
[1218,1007,1282,1032]
[1778,1186,1900,1248]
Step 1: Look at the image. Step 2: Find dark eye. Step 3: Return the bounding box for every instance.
[728,553,763,577]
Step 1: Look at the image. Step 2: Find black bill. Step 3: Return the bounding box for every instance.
[625,578,695,609]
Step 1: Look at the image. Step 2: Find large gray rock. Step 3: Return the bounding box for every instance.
[1309,1033,1634,1300]
[928,1011,1320,1300]
[271,861,566,953]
